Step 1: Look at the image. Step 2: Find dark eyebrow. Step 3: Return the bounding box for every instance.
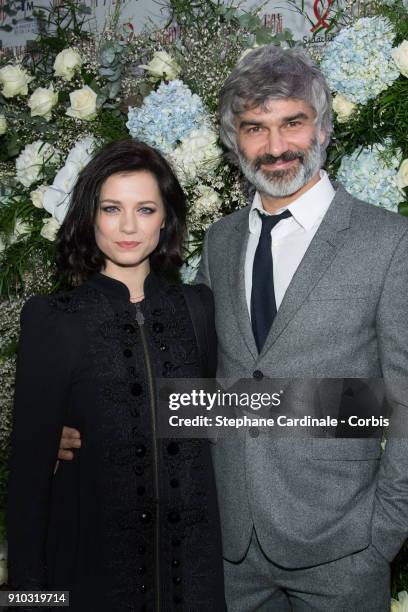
[282,112,310,123]
[238,112,311,129]
[99,199,158,206]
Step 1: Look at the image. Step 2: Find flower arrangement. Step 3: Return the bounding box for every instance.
[0,0,407,593]
[315,2,408,221]
[320,16,399,105]
[336,143,405,211]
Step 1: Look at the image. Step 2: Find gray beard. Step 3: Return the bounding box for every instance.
[238,138,322,199]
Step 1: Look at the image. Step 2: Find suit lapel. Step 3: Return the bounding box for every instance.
[259,186,354,358]
[228,211,258,360]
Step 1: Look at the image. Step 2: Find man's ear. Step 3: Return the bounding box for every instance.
[319,128,326,146]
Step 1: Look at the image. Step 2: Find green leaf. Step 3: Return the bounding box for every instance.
[7,136,20,158]
[255,27,275,45]
[399,202,408,217]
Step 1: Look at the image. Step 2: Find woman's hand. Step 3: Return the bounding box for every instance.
[58,426,81,460]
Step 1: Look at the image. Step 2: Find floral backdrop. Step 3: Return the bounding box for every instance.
[0,0,407,600]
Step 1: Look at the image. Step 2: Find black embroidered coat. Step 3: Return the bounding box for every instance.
[7,272,225,611]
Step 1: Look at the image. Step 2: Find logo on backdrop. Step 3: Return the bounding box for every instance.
[311,0,334,32]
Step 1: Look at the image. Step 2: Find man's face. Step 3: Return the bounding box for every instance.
[236,98,325,199]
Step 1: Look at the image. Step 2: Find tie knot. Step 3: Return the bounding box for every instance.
[258,209,291,235]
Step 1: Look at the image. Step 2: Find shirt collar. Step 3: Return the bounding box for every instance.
[249,170,335,233]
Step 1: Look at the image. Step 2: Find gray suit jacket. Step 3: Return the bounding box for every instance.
[196,184,408,568]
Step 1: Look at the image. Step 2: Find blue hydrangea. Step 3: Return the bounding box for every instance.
[320,17,400,104]
[126,80,207,154]
[336,143,404,211]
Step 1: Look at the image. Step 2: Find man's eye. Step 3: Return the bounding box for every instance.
[248,126,261,133]
[287,121,300,128]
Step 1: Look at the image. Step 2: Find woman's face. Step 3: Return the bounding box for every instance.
[95,171,166,276]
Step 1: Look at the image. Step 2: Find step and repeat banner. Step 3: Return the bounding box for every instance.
[0,0,337,55]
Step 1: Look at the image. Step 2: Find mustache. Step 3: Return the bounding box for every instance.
[254,151,304,171]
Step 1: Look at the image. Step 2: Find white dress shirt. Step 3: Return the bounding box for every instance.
[245,170,336,316]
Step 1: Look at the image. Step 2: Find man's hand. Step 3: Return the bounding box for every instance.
[58,426,81,460]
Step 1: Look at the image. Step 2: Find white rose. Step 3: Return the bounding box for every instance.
[30,184,48,208]
[66,86,97,121]
[140,51,181,81]
[16,140,60,188]
[397,158,408,190]
[0,114,6,135]
[28,86,58,121]
[53,48,82,81]
[41,216,61,241]
[332,94,357,123]
[0,559,7,586]
[0,64,32,98]
[43,136,97,224]
[391,591,408,612]
[392,40,408,78]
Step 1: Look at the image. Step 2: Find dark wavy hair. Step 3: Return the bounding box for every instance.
[56,139,186,284]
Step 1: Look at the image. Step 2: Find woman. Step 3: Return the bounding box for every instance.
[7,140,225,611]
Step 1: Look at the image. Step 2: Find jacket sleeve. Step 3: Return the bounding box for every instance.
[194,226,212,288]
[7,296,71,589]
[371,226,408,561]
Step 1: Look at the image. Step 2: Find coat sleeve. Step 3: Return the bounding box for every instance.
[7,296,71,589]
[371,226,408,561]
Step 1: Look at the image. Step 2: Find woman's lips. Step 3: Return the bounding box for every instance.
[115,241,141,249]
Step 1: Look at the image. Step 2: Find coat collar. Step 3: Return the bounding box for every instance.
[86,270,164,303]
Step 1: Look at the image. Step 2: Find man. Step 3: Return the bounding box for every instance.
[194,45,408,611]
[60,46,408,610]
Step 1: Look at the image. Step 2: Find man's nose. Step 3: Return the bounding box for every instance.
[265,128,287,158]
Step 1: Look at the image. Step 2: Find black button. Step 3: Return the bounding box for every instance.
[159,344,168,352]
[173,576,181,585]
[167,442,179,455]
[153,322,164,333]
[172,559,180,568]
[123,324,135,334]
[137,565,146,575]
[168,511,180,524]
[173,595,182,604]
[131,383,143,396]
[135,445,146,458]
[139,584,147,594]
[138,545,146,554]
[172,537,181,547]
[123,348,132,358]
[137,485,146,495]
[253,370,263,380]
[249,427,259,438]
[170,478,179,488]
[152,308,162,316]
[140,511,152,524]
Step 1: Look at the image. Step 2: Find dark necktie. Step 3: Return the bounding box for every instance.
[251,209,292,353]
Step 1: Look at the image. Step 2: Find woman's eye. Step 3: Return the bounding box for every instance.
[101,206,119,213]
[139,207,155,214]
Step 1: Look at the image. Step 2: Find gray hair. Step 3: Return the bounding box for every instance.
[219,45,333,163]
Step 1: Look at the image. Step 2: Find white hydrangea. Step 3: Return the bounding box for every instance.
[180,254,201,284]
[188,185,223,231]
[320,17,400,104]
[170,126,222,185]
[15,141,60,188]
[336,142,404,211]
